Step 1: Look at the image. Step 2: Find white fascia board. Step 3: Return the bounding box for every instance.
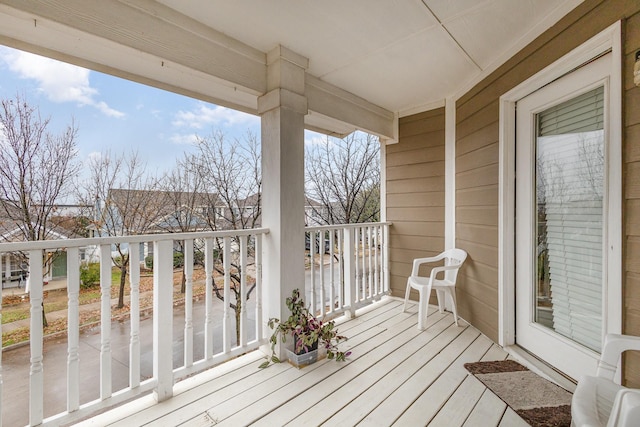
[305,75,395,140]
[0,0,266,95]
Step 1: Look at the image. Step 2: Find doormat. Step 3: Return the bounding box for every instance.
[464,360,572,427]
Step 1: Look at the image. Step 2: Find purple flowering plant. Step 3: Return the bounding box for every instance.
[259,288,350,368]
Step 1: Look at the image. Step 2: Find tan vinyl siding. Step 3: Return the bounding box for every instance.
[387,108,445,299]
[624,7,640,388]
[454,0,640,376]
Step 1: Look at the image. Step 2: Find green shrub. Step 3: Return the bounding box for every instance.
[173,252,184,268]
[145,255,153,269]
[80,262,100,289]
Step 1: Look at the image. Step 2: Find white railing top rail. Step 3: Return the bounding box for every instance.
[305,222,391,232]
[0,227,270,252]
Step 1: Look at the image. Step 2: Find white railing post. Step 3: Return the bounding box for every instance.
[153,239,173,402]
[183,239,194,368]
[66,247,80,412]
[28,250,44,426]
[343,227,356,318]
[129,243,141,388]
[204,238,214,359]
[99,244,112,400]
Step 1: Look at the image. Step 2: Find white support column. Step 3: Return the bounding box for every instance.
[259,45,308,360]
[153,239,173,402]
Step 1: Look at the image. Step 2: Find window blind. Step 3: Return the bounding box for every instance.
[536,85,605,353]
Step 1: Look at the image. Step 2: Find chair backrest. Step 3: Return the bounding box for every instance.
[443,248,467,283]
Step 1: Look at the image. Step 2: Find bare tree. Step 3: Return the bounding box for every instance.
[81,151,162,308]
[305,132,380,224]
[194,130,262,345]
[0,94,80,326]
[0,95,80,240]
[159,153,209,293]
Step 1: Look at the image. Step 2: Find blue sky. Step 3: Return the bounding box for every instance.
[0,46,326,177]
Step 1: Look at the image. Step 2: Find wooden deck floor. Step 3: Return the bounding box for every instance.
[78,298,530,426]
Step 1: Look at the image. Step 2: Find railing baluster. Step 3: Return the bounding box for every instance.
[329,231,335,314]
[223,236,231,353]
[255,234,263,341]
[360,227,365,301]
[338,230,344,311]
[368,226,373,299]
[374,226,380,296]
[319,232,325,317]
[99,244,112,400]
[153,239,173,402]
[29,249,44,426]
[343,227,356,318]
[204,238,214,359]
[67,247,80,412]
[239,235,248,348]
[309,231,316,313]
[129,242,141,387]
[183,239,194,368]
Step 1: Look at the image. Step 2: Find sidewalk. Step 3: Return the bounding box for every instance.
[1,279,154,335]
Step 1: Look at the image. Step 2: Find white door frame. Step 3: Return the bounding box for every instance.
[498,22,622,349]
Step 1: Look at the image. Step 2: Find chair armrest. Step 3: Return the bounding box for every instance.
[411,254,445,276]
[597,334,640,380]
[608,388,640,427]
[428,265,461,281]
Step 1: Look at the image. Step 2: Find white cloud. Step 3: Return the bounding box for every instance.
[87,151,103,164]
[0,47,125,118]
[172,103,258,129]
[169,133,200,146]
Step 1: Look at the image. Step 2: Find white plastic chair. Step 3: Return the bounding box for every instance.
[571,334,640,427]
[403,248,467,330]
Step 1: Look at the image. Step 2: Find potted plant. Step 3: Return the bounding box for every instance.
[259,288,350,368]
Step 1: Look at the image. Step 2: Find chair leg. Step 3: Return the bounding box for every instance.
[403,279,412,313]
[436,289,446,313]
[417,288,426,330]
[448,289,459,326]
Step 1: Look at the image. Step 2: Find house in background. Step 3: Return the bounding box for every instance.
[0,205,93,286]
[0,0,639,424]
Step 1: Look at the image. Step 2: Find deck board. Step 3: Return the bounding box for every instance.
[78,298,533,427]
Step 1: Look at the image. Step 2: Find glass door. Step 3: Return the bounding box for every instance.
[515,54,610,379]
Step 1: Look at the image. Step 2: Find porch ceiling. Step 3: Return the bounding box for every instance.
[0,0,581,139]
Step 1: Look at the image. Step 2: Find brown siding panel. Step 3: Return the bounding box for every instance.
[626,7,640,388]
[387,108,445,298]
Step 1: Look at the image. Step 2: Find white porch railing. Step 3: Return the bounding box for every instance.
[0,228,268,427]
[0,222,390,426]
[305,222,391,319]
